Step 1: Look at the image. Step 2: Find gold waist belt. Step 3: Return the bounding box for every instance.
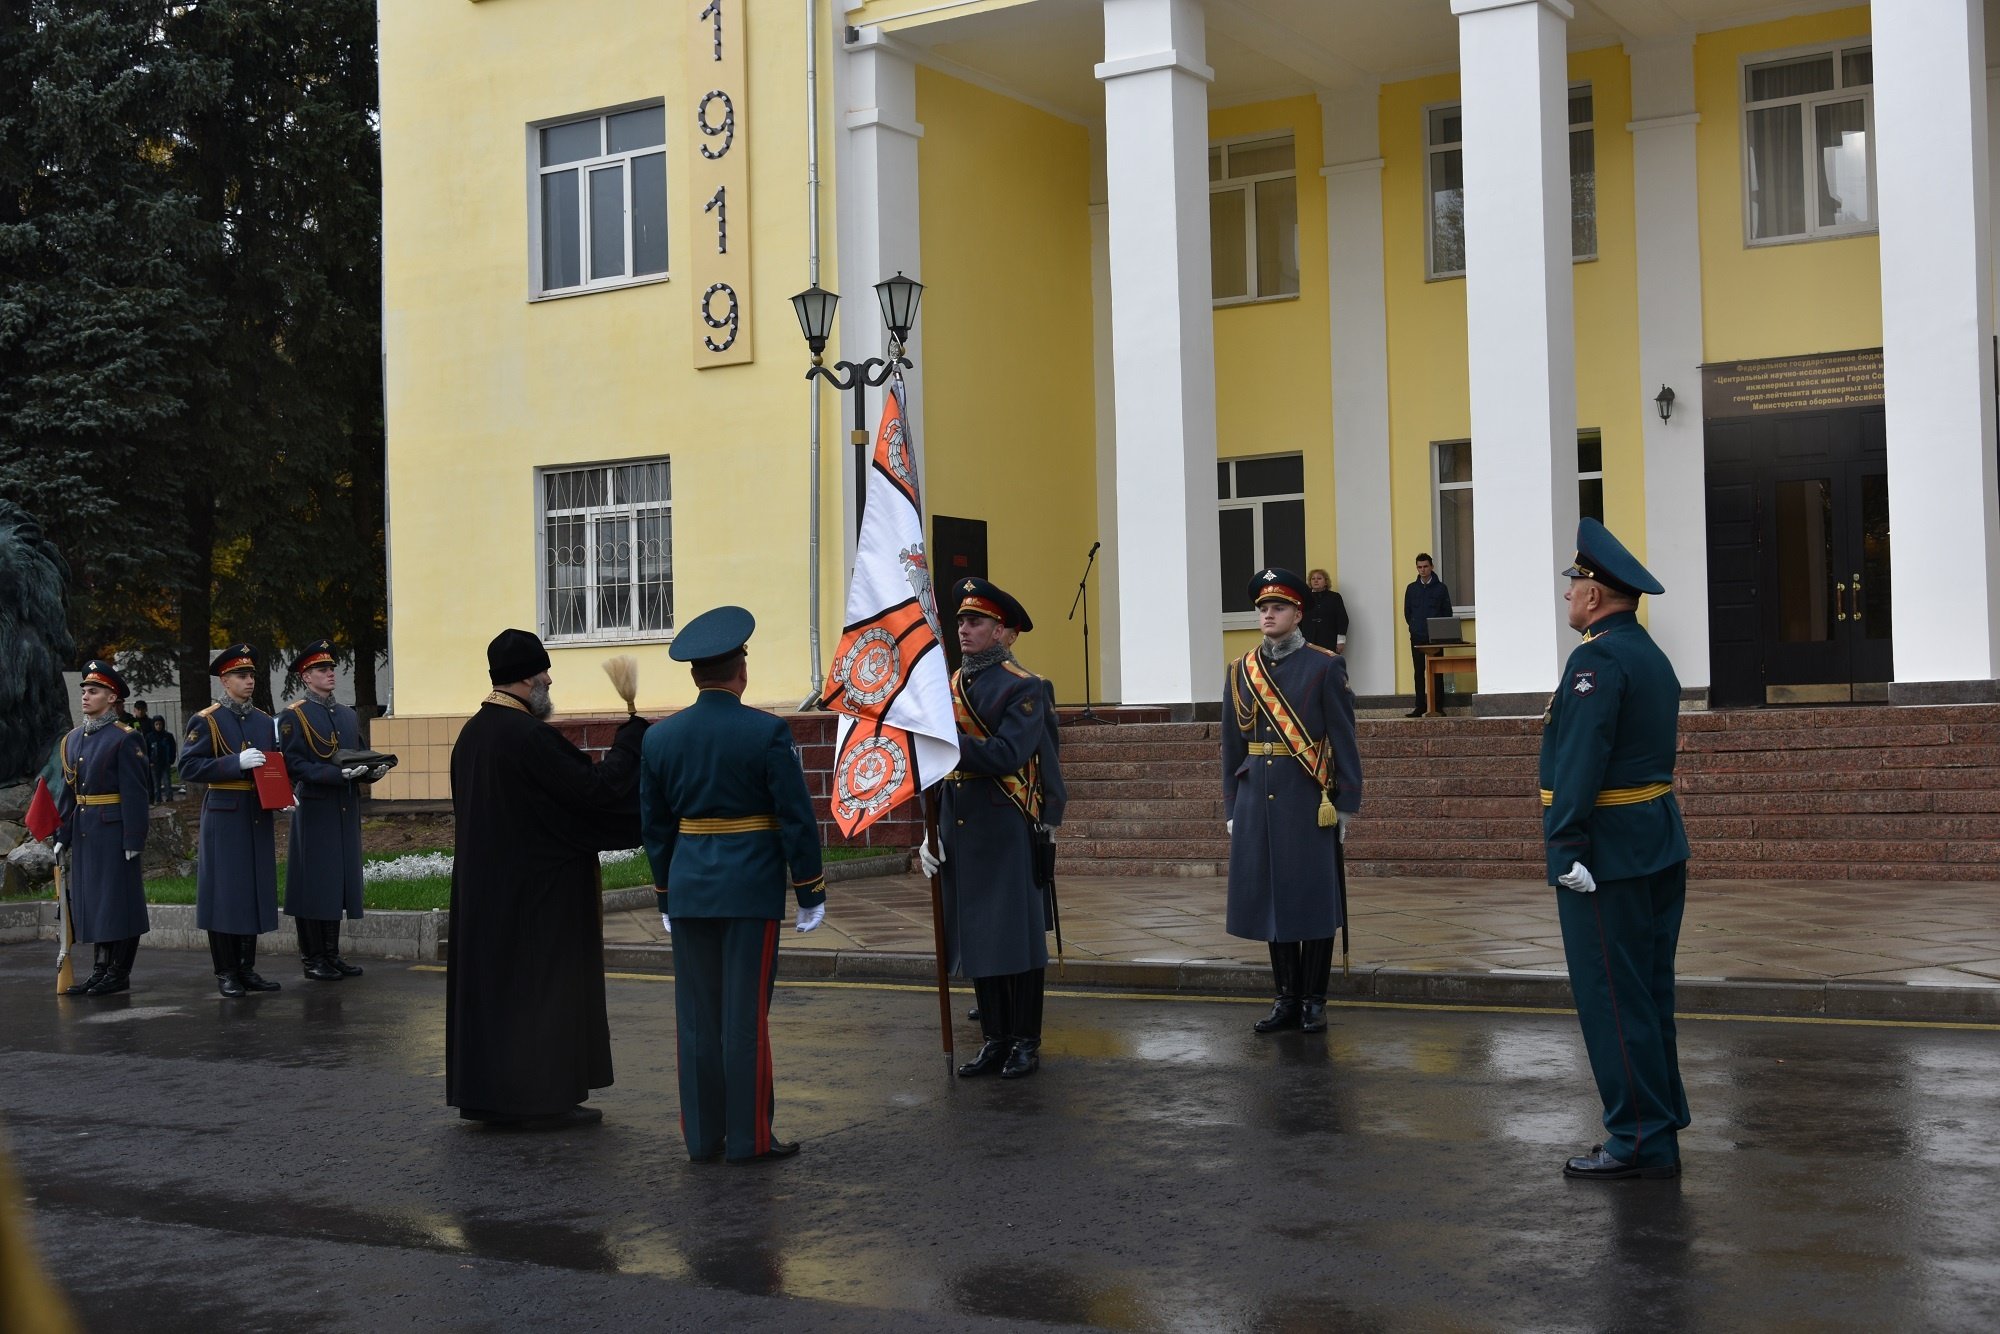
[679,815,779,834]
[945,771,979,782]
[78,794,120,806]
[1244,742,1293,756]
[1539,782,1673,808]
[208,780,254,792]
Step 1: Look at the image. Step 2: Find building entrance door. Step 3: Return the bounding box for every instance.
[1705,408,1892,705]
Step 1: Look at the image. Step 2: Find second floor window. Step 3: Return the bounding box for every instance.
[1427,87,1595,280]
[1210,135,1299,304]
[1744,45,1873,243]
[535,105,668,296]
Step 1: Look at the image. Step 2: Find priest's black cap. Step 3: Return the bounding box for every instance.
[487,628,551,684]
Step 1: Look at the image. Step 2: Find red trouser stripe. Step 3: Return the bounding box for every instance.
[1591,894,1643,1156]
[754,919,778,1155]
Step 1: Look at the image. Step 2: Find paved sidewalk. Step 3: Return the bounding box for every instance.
[606,871,2000,1021]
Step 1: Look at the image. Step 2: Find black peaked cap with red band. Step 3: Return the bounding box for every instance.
[80,659,130,700]
[948,576,1032,632]
[1247,566,1310,609]
[290,638,337,675]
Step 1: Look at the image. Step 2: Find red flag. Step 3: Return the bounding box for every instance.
[24,777,58,842]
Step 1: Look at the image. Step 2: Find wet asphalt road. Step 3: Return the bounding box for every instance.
[2,945,1997,1333]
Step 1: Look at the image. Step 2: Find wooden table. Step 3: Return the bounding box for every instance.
[1416,643,1477,715]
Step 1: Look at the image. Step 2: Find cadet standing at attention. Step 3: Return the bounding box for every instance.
[1543,518,1692,1181]
[179,644,285,998]
[1223,568,1362,1034]
[53,660,151,997]
[640,606,826,1164]
[278,638,369,981]
[923,577,1063,1081]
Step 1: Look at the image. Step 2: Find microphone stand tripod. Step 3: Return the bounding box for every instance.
[1067,541,1106,724]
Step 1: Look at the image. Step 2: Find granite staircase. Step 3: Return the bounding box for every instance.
[1052,704,2000,881]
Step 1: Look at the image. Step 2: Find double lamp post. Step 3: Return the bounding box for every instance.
[790,271,924,530]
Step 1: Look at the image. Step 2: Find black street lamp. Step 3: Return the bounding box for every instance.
[791,272,924,529]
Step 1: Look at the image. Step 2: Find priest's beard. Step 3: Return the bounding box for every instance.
[527,682,554,719]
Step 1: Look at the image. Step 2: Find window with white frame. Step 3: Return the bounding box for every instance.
[1743,45,1873,243]
[1431,434,1607,613]
[1209,136,1300,304]
[534,105,669,296]
[540,460,673,643]
[1218,454,1306,627]
[1426,87,1596,280]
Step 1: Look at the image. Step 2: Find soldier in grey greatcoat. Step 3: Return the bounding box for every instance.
[278,638,369,980]
[179,644,285,998]
[1224,568,1363,1034]
[924,577,1064,1081]
[53,660,151,996]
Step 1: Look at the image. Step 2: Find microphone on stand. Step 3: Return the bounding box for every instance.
[1068,541,1104,723]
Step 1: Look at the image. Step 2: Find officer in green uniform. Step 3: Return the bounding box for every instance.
[640,606,826,1165]
[1542,518,1692,1181]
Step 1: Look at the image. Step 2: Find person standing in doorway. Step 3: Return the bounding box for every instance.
[1403,553,1454,717]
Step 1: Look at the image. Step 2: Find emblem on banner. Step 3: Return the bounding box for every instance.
[831,627,903,708]
[834,733,911,824]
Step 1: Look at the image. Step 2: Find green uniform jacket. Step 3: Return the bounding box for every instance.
[1538,609,1690,884]
[640,690,825,920]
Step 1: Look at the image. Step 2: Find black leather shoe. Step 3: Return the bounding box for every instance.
[1253,999,1302,1033]
[63,968,108,997]
[1405,709,1426,718]
[216,973,246,998]
[728,1139,801,1164]
[956,1039,1009,1078]
[327,956,364,977]
[1299,999,1328,1033]
[999,1040,1041,1079]
[1563,1145,1679,1180]
[303,958,342,981]
[240,970,281,993]
[85,971,130,997]
[966,1006,980,1022]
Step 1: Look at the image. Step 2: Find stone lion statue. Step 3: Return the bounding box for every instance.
[0,500,75,785]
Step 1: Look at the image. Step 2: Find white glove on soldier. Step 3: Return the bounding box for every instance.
[659,912,672,936]
[125,850,139,861]
[340,765,369,780]
[1558,861,1598,894]
[1338,814,1351,845]
[52,841,64,858]
[1225,819,1234,835]
[796,903,826,933]
[238,747,266,770]
[918,840,945,877]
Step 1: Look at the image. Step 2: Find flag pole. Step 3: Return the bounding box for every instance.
[922,789,954,1073]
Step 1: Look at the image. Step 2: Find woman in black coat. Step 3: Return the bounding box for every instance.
[1301,568,1348,654]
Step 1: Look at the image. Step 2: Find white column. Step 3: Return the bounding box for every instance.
[1319,87,1396,698]
[1097,0,1222,707]
[1626,39,1708,688]
[1088,129,1123,702]
[1451,0,1578,710]
[1877,0,2000,694]
[837,29,925,561]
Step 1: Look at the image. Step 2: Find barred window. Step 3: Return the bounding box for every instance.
[539,460,673,643]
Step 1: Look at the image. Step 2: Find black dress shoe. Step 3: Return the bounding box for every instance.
[1253,999,1302,1033]
[239,970,282,993]
[999,1040,1041,1079]
[1563,1145,1679,1180]
[956,1039,1009,1078]
[63,969,108,997]
[303,958,343,981]
[1299,999,1328,1032]
[85,971,130,996]
[1405,709,1426,718]
[727,1139,801,1164]
[327,956,364,977]
[216,973,246,999]
[966,1006,980,1022]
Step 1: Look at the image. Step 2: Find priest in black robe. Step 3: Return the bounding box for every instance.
[446,628,647,1130]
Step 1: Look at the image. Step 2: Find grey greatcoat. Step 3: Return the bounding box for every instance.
[55,722,152,942]
[1223,642,1363,942]
[940,659,1061,979]
[278,695,365,921]
[179,704,282,936]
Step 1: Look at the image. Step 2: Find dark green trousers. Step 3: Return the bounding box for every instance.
[672,917,781,1161]
[1557,861,1692,1168]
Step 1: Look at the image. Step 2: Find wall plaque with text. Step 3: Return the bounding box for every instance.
[1701,348,1883,419]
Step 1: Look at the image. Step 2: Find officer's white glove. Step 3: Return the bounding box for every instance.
[1225,819,1234,835]
[659,912,672,936]
[1338,814,1352,845]
[918,840,945,877]
[796,903,826,933]
[1558,861,1598,894]
[51,841,64,858]
[339,764,369,780]
[125,850,139,861]
[238,747,266,770]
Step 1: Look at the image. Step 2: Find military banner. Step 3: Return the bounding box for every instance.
[821,376,958,836]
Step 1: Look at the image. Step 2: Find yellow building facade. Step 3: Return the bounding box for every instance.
[378,1,2000,800]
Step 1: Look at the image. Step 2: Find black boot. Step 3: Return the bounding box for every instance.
[237,935,281,992]
[65,944,111,997]
[1254,942,1302,1032]
[958,976,1010,1076]
[1298,937,1335,1032]
[302,921,341,981]
[324,921,362,977]
[1000,1039,1041,1079]
[999,969,1046,1079]
[87,937,137,996]
[209,932,245,997]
